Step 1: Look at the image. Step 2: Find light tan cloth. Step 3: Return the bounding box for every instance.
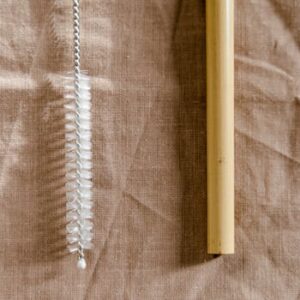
[0,0,299,299]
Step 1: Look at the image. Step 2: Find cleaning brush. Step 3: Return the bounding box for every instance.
[64,0,93,270]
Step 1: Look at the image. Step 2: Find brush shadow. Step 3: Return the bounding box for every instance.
[26,0,72,264]
[33,80,68,263]
[173,0,213,266]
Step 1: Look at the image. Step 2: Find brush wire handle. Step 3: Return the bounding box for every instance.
[65,0,93,269]
[73,0,81,76]
[206,0,235,254]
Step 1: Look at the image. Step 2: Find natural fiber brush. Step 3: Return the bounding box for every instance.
[64,0,93,270]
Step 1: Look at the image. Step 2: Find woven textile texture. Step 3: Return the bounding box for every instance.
[0,0,299,299]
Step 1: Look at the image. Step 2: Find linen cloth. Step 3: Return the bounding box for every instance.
[0,0,299,299]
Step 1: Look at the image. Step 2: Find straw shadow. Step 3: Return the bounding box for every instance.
[173,0,213,265]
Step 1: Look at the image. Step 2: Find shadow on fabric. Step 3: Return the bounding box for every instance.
[174,0,213,266]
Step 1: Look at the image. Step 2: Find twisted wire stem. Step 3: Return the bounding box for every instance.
[73,0,84,260]
[73,0,80,76]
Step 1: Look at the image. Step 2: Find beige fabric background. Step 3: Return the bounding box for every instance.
[0,0,299,299]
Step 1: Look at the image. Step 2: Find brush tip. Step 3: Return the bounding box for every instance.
[77,257,87,270]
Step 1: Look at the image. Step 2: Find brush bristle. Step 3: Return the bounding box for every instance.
[64,72,93,255]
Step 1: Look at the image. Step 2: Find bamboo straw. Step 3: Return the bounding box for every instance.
[206,0,234,254]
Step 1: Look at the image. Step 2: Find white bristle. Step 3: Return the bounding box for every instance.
[64,72,93,261]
